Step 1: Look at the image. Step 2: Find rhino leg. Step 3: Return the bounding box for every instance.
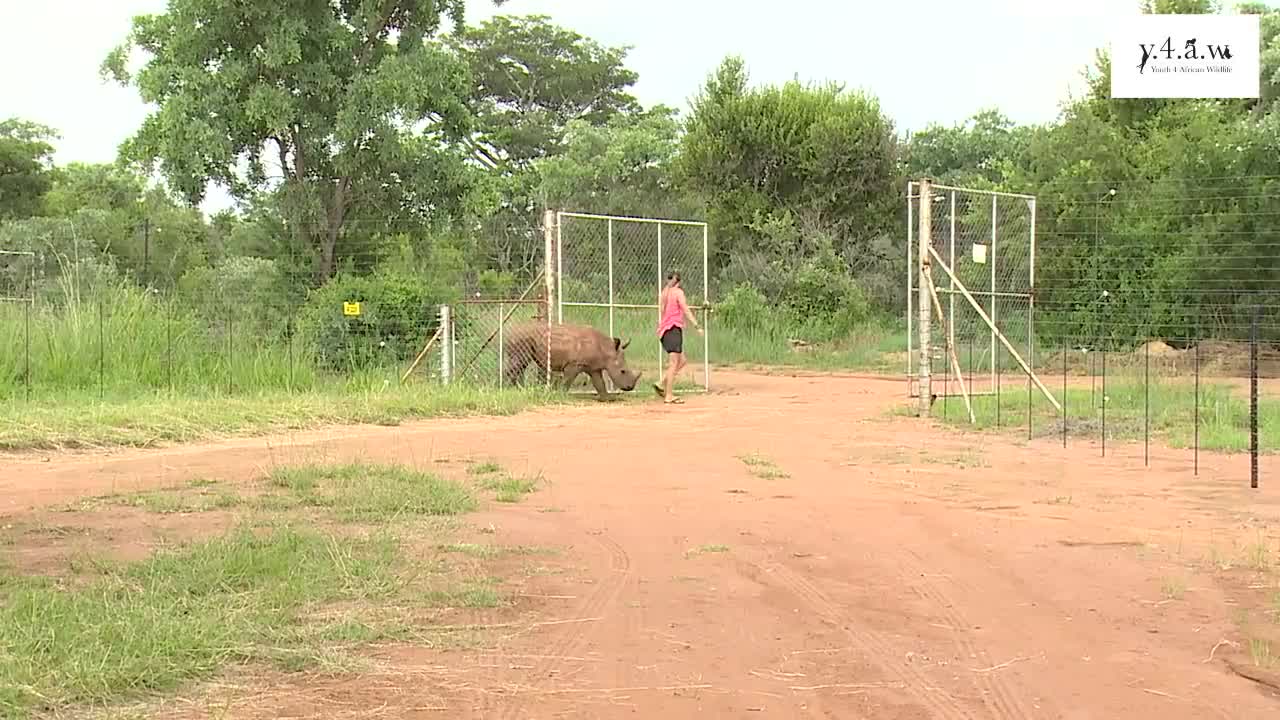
[561,364,583,391]
[503,353,525,386]
[587,369,613,401]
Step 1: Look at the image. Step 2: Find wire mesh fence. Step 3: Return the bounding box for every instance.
[555,211,710,393]
[907,182,1035,404]
[445,300,552,389]
[0,215,555,400]
[908,176,1280,486]
[0,251,36,397]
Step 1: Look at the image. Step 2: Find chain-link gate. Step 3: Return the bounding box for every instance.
[907,180,1059,419]
[442,299,553,388]
[553,211,710,394]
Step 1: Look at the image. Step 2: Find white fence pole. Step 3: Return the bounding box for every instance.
[990,194,998,391]
[544,210,556,388]
[907,180,915,395]
[702,221,710,391]
[439,304,452,385]
[656,221,664,378]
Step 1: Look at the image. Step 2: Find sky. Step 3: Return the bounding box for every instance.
[0,0,1148,214]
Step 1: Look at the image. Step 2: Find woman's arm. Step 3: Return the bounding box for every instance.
[679,289,700,329]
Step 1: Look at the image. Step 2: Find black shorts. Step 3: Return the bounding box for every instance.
[660,327,683,354]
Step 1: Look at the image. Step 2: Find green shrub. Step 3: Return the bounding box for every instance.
[717,283,773,333]
[297,271,457,371]
[176,256,295,339]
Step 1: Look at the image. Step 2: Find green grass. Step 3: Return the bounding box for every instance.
[927,378,1280,453]
[1251,638,1277,668]
[1161,576,1187,601]
[477,473,542,503]
[738,452,790,480]
[0,459,531,717]
[0,526,405,718]
[265,463,478,521]
[90,486,242,514]
[468,461,503,476]
[0,383,565,451]
[685,544,730,558]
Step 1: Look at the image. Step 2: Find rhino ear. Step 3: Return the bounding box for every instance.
[621,338,631,350]
[613,337,622,352]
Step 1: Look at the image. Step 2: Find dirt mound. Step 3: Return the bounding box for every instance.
[1136,340,1181,358]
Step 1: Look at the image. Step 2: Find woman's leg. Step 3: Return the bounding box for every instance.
[662,352,679,401]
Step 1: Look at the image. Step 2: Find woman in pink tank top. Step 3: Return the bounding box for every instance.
[655,269,702,404]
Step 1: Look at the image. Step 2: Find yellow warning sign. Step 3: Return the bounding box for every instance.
[343,301,361,316]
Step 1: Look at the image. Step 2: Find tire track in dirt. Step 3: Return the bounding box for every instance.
[902,550,1041,720]
[492,528,631,719]
[733,556,977,720]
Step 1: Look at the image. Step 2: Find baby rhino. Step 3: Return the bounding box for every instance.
[503,322,641,400]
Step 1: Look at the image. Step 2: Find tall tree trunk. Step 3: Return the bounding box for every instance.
[315,177,351,283]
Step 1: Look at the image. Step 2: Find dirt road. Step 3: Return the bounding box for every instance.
[3,370,1279,719]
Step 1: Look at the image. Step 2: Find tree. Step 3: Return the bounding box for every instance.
[449,14,644,273]
[103,0,506,282]
[679,56,899,272]
[904,109,1033,189]
[535,105,690,218]
[38,162,209,287]
[453,14,641,169]
[0,118,57,221]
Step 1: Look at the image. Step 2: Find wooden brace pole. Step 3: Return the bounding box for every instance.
[926,269,975,423]
[401,325,444,383]
[454,270,545,380]
[927,244,1062,412]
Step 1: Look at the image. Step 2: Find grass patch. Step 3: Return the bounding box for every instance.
[0,383,563,452]
[1251,638,1277,668]
[1161,576,1187,601]
[477,474,541,503]
[685,544,730,558]
[1245,535,1273,572]
[468,461,503,476]
[266,462,476,521]
[0,525,404,718]
[738,452,789,480]
[422,583,505,609]
[437,542,555,559]
[926,378,1280,453]
[92,487,241,514]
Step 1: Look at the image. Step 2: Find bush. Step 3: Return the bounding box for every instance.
[716,283,774,333]
[778,251,871,340]
[298,272,457,371]
[177,256,294,338]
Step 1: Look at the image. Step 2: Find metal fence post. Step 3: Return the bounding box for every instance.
[543,210,556,388]
[607,218,615,393]
[702,221,711,391]
[907,181,914,394]
[656,221,664,379]
[440,304,451,385]
[1251,302,1260,489]
[498,302,505,388]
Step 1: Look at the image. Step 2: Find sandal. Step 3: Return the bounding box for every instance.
[664,397,685,405]
[652,383,664,397]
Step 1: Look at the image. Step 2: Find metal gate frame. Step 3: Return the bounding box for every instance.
[553,211,712,393]
[906,179,1058,419]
